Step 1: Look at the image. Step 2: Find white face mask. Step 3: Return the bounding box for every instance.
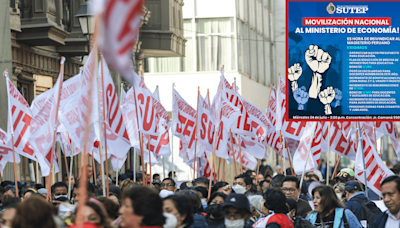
[55,195,68,199]
[233,185,247,194]
[225,218,245,228]
[336,193,342,200]
[201,198,208,207]
[163,212,178,228]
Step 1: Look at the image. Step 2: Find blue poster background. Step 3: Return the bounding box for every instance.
[288,1,400,119]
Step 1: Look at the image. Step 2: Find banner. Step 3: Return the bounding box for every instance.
[375,121,400,156]
[100,0,144,84]
[29,60,64,176]
[197,93,214,155]
[355,126,394,196]
[120,87,140,149]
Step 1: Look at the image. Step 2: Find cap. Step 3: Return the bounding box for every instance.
[344,181,362,192]
[38,188,48,194]
[159,189,174,198]
[118,174,128,181]
[222,193,250,213]
[179,182,193,190]
[152,179,162,185]
[335,171,351,182]
[3,185,16,193]
[341,168,355,177]
[308,181,322,197]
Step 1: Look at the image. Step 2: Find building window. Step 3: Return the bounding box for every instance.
[146,20,193,73]
[196,17,236,71]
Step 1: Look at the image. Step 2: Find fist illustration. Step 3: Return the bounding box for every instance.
[319,87,336,115]
[293,86,309,110]
[305,45,332,74]
[288,63,303,92]
[332,88,342,107]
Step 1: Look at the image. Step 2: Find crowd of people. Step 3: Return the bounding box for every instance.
[0,163,400,228]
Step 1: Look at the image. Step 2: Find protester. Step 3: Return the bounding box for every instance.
[22,189,37,200]
[256,174,264,184]
[281,176,312,218]
[370,176,400,227]
[211,182,231,195]
[3,185,16,199]
[176,190,208,228]
[52,182,68,200]
[306,185,362,227]
[259,180,269,193]
[205,192,226,228]
[1,202,19,228]
[64,174,76,189]
[333,182,345,202]
[193,186,208,210]
[153,174,160,180]
[343,181,381,226]
[119,185,165,228]
[108,185,122,205]
[168,171,177,179]
[120,179,135,192]
[193,177,209,189]
[248,195,265,223]
[163,195,194,228]
[75,199,114,228]
[220,193,253,228]
[162,178,176,192]
[233,174,253,196]
[96,197,120,221]
[270,174,285,189]
[72,182,96,203]
[286,197,297,219]
[11,196,57,228]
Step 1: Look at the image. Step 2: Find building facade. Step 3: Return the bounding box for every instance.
[0,0,186,184]
[143,0,282,182]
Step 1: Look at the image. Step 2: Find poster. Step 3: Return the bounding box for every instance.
[287,1,400,120]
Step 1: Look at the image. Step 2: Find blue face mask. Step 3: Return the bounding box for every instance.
[201,198,208,209]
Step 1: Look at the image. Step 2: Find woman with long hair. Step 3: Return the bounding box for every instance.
[76,199,114,228]
[306,185,362,228]
[163,195,194,228]
[12,196,57,228]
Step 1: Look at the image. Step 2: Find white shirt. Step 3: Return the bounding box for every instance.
[385,210,400,228]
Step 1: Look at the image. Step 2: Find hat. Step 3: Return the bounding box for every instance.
[159,189,174,198]
[222,193,250,213]
[335,171,351,182]
[152,179,162,185]
[179,182,193,190]
[341,168,355,177]
[38,188,48,195]
[344,181,362,192]
[3,185,16,194]
[248,195,263,212]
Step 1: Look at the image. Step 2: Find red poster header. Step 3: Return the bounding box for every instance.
[302,17,392,26]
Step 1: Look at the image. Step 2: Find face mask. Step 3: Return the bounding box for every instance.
[208,204,224,218]
[201,198,208,209]
[233,185,247,194]
[287,209,294,217]
[336,193,342,200]
[225,218,245,228]
[55,195,68,199]
[163,212,178,228]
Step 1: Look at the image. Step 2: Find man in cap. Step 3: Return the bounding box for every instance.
[221,193,253,228]
[334,171,352,184]
[344,181,381,227]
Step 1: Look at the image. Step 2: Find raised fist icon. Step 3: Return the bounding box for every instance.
[288,63,302,92]
[319,86,336,115]
[305,45,332,74]
[332,88,342,107]
[293,86,309,110]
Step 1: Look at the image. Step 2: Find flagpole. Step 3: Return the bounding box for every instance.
[284,136,295,175]
[216,158,221,181]
[140,132,146,186]
[259,83,274,181]
[10,134,18,198]
[193,87,200,181]
[233,78,243,174]
[96,59,106,197]
[222,159,225,181]
[62,142,70,186]
[148,134,151,185]
[208,74,223,200]
[256,159,260,184]
[46,57,65,201]
[67,143,74,200]
[357,122,368,197]
[299,123,318,190]
[91,154,97,185]
[332,155,341,179]
[326,122,331,185]
[279,131,284,175]
[100,56,110,196]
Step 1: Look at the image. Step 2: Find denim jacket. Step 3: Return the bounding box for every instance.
[306,208,363,228]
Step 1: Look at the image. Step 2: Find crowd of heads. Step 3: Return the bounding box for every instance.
[0,161,400,228]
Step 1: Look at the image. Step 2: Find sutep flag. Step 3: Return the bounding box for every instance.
[100,0,144,84]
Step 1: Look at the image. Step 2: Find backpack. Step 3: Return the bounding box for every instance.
[351,197,382,225]
[293,216,316,228]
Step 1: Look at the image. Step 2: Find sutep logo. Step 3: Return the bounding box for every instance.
[330,4,369,14]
